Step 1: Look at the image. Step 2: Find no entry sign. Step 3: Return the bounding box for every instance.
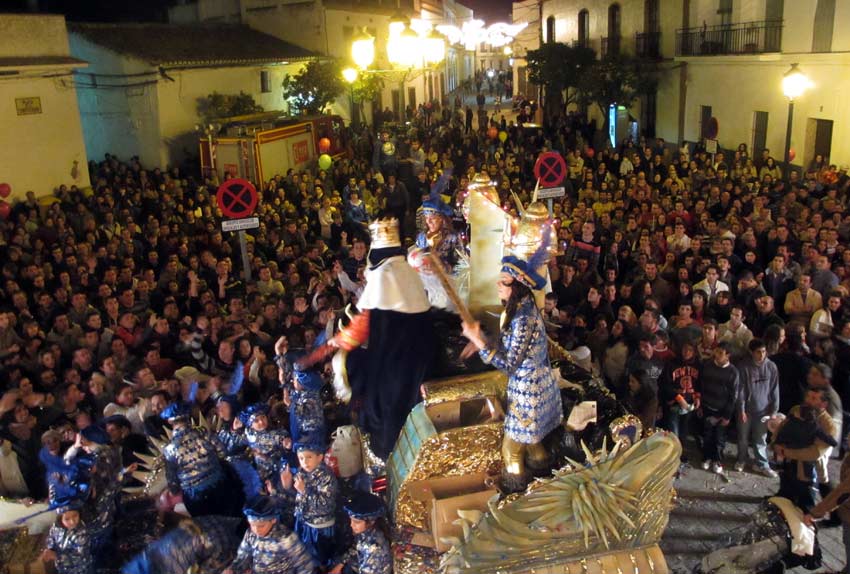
[533,152,567,188]
[216,178,258,219]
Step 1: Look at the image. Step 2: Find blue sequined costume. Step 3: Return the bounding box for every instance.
[245,427,291,482]
[480,296,563,444]
[214,421,248,459]
[163,425,241,517]
[46,521,94,574]
[339,529,392,574]
[122,516,243,574]
[415,229,462,271]
[79,444,121,554]
[294,463,338,567]
[229,522,316,574]
[289,389,325,443]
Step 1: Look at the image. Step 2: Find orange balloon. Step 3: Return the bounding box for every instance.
[487,126,498,140]
[319,137,331,153]
[788,148,796,162]
[586,147,595,158]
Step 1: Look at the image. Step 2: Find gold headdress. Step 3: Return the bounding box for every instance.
[368,217,401,249]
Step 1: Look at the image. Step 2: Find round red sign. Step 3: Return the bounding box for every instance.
[533,152,567,188]
[216,178,258,219]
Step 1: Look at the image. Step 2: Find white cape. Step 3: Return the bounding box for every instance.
[358,255,430,313]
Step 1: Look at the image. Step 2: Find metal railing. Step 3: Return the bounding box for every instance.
[636,31,661,58]
[676,19,783,56]
[601,35,620,58]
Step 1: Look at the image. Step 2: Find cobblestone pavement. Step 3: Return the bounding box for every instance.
[662,440,845,573]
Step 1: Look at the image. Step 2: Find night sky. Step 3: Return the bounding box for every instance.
[463,0,514,23]
[10,0,515,23]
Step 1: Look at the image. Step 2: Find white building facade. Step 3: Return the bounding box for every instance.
[0,14,90,199]
[540,0,848,168]
[169,0,477,125]
[68,22,313,169]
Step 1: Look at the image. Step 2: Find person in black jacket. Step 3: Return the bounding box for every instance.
[698,342,739,474]
[659,341,701,463]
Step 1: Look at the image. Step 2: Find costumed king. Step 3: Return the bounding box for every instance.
[298,217,435,460]
[462,235,563,492]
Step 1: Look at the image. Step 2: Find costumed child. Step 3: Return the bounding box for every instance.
[214,363,247,460]
[215,394,248,458]
[121,515,245,574]
[284,366,326,443]
[64,425,121,565]
[160,401,243,517]
[225,495,315,574]
[41,495,94,574]
[239,403,292,483]
[329,492,392,574]
[281,440,338,568]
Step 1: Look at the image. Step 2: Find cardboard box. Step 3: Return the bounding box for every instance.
[425,396,504,433]
[408,473,498,552]
[5,532,54,574]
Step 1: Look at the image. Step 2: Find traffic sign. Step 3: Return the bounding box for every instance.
[222,217,260,232]
[216,178,258,219]
[533,152,567,188]
[537,186,565,199]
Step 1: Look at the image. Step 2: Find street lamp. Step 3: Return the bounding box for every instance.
[342,67,359,127]
[349,16,445,123]
[781,63,812,169]
[351,29,375,70]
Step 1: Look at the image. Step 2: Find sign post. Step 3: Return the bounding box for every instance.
[533,152,568,216]
[216,178,259,283]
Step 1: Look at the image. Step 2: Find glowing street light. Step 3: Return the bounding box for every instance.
[781,63,812,167]
[782,63,812,100]
[342,67,359,83]
[351,29,375,70]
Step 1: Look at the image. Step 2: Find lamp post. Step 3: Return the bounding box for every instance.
[781,63,811,170]
[342,67,359,128]
[348,19,445,125]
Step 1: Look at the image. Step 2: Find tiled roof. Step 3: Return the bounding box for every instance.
[68,22,316,67]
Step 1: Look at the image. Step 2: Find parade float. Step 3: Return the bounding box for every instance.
[0,173,683,574]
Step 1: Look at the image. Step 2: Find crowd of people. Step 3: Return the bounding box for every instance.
[2,92,850,572]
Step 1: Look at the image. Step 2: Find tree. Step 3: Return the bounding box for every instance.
[526,42,596,123]
[576,56,660,147]
[197,91,263,121]
[349,72,384,127]
[282,60,345,116]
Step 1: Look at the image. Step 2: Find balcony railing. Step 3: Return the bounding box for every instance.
[676,19,782,56]
[601,35,620,58]
[636,31,661,59]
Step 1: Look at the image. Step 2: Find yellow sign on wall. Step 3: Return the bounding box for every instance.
[15,97,42,116]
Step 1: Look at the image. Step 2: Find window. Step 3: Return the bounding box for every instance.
[752,111,768,158]
[260,70,271,93]
[812,0,835,52]
[645,0,659,33]
[607,4,621,55]
[578,10,589,46]
[546,16,556,43]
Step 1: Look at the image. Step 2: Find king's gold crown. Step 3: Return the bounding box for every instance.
[368,217,401,249]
